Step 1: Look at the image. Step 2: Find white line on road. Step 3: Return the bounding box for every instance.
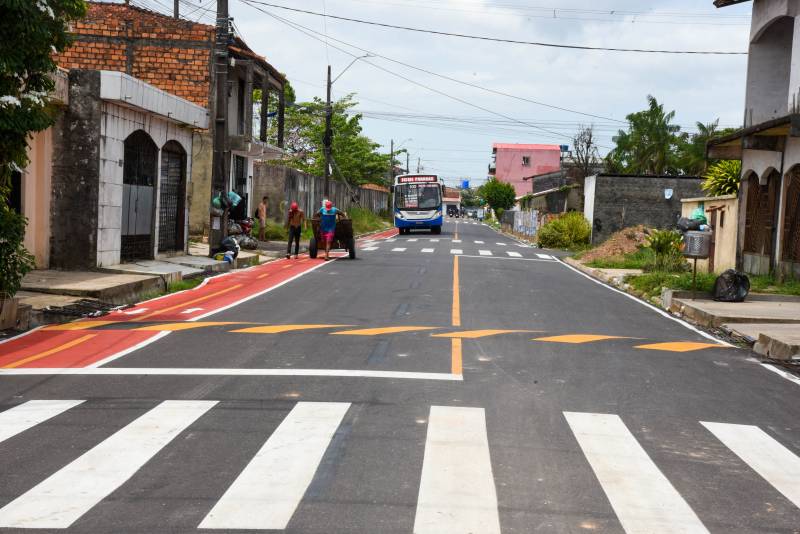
[536,253,554,260]
[495,242,507,246]
[422,248,435,253]
[760,363,800,387]
[429,239,439,242]
[392,248,407,252]
[479,250,493,256]
[564,412,708,534]
[452,239,462,243]
[414,406,501,534]
[362,246,379,251]
[450,249,463,255]
[701,422,800,508]
[88,331,172,368]
[199,402,350,530]
[474,240,484,244]
[557,259,733,347]
[0,368,463,381]
[0,400,216,529]
[407,239,418,242]
[506,251,522,258]
[0,400,85,445]
[458,255,555,262]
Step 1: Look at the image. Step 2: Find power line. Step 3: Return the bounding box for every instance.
[241,3,572,144]
[242,1,748,55]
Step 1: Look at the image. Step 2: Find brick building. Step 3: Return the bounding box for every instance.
[56,1,287,237]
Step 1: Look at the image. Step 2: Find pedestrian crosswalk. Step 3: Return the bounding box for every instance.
[1,399,797,531]
[359,239,554,260]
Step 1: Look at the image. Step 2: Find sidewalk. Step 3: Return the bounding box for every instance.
[565,257,800,361]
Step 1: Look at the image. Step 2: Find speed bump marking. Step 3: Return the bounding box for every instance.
[533,334,630,344]
[433,329,535,339]
[635,342,725,352]
[233,325,350,334]
[331,326,440,336]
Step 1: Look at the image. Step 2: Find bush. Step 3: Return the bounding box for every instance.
[644,229,687,272]
[0,207,35,299]
[495,207,504,222]
[585,247,654,269]
[349,206,391,235]
[702,160,741,197]
[537,212,591,249]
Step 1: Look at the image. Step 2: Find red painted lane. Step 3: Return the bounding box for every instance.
[0,229,399,368]
[0,329,160,368]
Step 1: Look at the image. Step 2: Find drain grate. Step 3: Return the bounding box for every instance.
[43,299,129,318]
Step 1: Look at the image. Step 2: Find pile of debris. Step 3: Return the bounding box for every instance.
[580,225,650,263]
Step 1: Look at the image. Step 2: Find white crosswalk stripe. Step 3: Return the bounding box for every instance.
[429,239,439,242]
[0,400,84,444]
[422,248,435,253]
[408,239,418,242]
[506,251,522,258]
[564,412,708,534]
[0,400,216,529]
[701,422,800,508]
[414,406,501,534]
[1,400,798,532]
[450,249,463,255]
[474,240,484,244]
[362,247,378,251]
[536,253,554,260]
[479,250,492,256]
[495,242,507,246]
[452,239,462,243]
[200,402,350,530]
[391,248,407,252]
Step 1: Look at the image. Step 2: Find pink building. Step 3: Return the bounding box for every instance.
[490,143,562,197]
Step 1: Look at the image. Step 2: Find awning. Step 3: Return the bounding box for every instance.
[706,114,800,160]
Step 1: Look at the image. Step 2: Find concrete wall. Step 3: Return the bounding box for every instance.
[98,101,194,266]
[585,174,704,245]
[252,163,389,223]
[50,70,102,270]
[746,13,794,125]
[23,128,55,268]
[681,196,739,273]
[189,130,213,235]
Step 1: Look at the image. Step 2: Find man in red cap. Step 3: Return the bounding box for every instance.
[285,201,305,259]
[318,199,344,261]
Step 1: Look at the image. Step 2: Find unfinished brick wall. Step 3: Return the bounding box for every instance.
[55,2,214,107]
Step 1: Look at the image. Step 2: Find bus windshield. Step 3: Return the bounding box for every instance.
[395,183,441,210]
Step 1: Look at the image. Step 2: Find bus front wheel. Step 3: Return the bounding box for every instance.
[431,226,441,235]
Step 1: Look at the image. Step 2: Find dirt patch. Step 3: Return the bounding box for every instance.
[580,225,650,262]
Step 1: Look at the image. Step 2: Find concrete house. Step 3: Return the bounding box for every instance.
[12,69,208,270]
[709,0,800,277]
[55,1,287,240]
[489,143,562,197]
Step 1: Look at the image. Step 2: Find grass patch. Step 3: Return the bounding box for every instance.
[585,247,654,269]
[167,277,204,293]
[349,207,392,235]
[749,274,800,296]
[625,272,717,299]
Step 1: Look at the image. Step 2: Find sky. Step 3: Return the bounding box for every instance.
[139,0,753,187]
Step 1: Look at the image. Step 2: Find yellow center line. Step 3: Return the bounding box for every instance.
[452,255,461,327]
[451,337,463,375]
[133,284,244,321]
[434,329,536,339]
[451,255,461,376]
[134,322,245,332]
[44,320,118,331]
[234,324,351,334]
[330,326,439,336]
[257,273,270,279]
[3,334,97,368]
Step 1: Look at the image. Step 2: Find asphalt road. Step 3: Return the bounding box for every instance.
[0,219,799,533]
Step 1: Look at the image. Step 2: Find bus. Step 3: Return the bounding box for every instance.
[392,174,444,234]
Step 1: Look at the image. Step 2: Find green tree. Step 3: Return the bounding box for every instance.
[272,93,391,186]
[1,0,87,299]
[605,95,682,175]
[702,160,742,196]
[479,178,516,213]
[460,187,481,208]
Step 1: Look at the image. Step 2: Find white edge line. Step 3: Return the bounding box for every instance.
[0,368,462,381]
[189,259,335,321]
[89,331,172,368]
[458,255,556,263]
[557,258,733,347]
[760,363,800,387]
[0,325,45,345]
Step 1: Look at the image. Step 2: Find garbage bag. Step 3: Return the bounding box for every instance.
[216,236,240,259]
[227,222,242,235]
[713,269,750,302]
[677,217,702,232]
[238,236,258,250]
[691,207,708,224]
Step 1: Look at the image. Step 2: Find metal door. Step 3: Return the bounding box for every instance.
[121,131,157,261]
[158,142,186,252]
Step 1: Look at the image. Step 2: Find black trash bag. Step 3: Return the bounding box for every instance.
[212,236,240,259]
[713,269,750,302]
[677,217,702,232]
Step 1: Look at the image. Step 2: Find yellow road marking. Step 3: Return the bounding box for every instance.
[635,341,725,352]
[133,284,243,321]
[434,329,535,339]
[330,326,440,336]
[233,324,350,334]
[3,334,96,368]
[44,321,117,331]
[257,273,270,279]
[451,337,462,375]
[452,255,461,327]
[134,322,243,331]
[533,334,629,344]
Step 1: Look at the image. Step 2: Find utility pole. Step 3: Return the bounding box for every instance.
[173,0,179,18]
[210,0,230,253]
[416,157,421,173]
[406,151,410,174]
[324,65,332,199]
[389,139,395,184]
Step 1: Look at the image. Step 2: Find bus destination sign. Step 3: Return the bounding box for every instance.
[397,175,438,183]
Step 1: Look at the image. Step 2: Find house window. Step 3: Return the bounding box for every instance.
[522,156,530,166]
